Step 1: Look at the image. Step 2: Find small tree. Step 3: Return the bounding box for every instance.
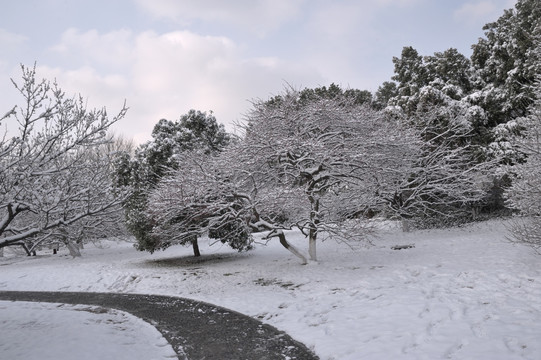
[0,65,128,255]
[115,110,231,256]
[147,151,254,255]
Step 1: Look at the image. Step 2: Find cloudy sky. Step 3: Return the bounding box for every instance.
[1,0,517,143]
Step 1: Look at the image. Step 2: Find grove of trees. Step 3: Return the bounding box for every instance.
[148,90,421,263]
[0,65,129,257]
[2,0,540,260]
[382,0,541,247]
[142,87,493,263]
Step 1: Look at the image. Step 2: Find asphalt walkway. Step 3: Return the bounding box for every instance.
[0,291,319,360]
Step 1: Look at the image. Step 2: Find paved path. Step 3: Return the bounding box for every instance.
[0,291,318,360]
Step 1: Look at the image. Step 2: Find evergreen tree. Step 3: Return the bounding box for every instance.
[373,81,398,110]
[389,46,427,114]
[386,0,541,150]
[115,110,231,255]
[389,46,474,116]
[381,1,541,215]
[470,0,541,127]
[424,48,473,96]
[298,83,373,107]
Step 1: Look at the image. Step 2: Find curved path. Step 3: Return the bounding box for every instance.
[0,291,318,360]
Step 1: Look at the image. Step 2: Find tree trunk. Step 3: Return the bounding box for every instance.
[401,219,412,232]
[276,231,308,265]
[308,197,319,261]
[19,243,31,256]
[192,236,201,257]
[308,230,317,261]
[66,242,82,257]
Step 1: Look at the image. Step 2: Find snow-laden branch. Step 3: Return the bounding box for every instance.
[0,64,129,251]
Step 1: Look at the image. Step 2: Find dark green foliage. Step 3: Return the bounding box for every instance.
[208,215,253,252]
[298,83,373,107]
[389,46,473,116]
[140,110,231,182]
[471,0,541,125]
[480,174,513,216]
[379,0,541,222]
[392,46,427,98]
[424,48,473,95]
[373,81,398,110]
[386,0,540,144]
[114,110,231,254]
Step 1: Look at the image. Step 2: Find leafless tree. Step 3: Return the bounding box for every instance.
[0,65,128,255]
[385,107,493,229]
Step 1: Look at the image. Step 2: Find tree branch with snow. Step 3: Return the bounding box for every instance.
[0,64,129,253]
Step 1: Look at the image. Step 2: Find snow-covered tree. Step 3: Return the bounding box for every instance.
[424,48,474,96]
[373,81,398,110]
[505,75,541,250]
[0,65,128,255]
[149,88,418,263]
[387,0,541,163]
[146,150,254,256]
[389,46,429,114]
[115,110,231,255]
[389,46,475,116]
[470,0,541,127]
[243,89,416,261]
[53,136,133,257]
[386,42,518,215]
[386,106,493,229]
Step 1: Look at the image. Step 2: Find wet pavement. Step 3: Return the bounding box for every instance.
[0,291,319,360]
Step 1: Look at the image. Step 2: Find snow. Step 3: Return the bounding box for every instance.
[0,301,177,360]
[1,219,541,360]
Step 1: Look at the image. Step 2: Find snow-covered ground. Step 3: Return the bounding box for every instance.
[1,219,540,360]
[0,301,177,360]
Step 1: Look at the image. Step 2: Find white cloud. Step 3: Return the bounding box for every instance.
[51,28,134,68]
[0,30,30,121]
[33,28,323,143]
[0,28,27,47]
[134,0,305,37]
[300,0,419,91]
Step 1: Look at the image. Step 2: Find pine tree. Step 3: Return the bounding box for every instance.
[115,110,231,255]
[470,0,541,127]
